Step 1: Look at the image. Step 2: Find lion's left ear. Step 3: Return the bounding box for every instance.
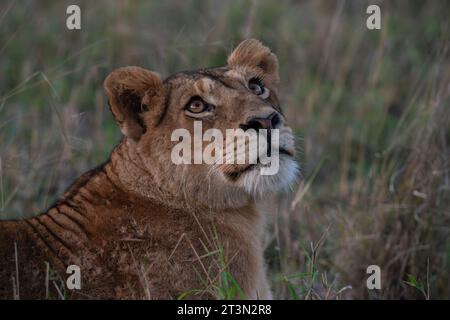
[104,66,162,141]
[227,39,279,85]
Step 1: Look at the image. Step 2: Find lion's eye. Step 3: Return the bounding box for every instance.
[248,78,269,99]
[186,98,207,114]
[184,97,214,117]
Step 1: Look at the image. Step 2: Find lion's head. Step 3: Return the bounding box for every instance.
[104,39,298,209]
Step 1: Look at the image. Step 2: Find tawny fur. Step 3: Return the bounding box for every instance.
[0,39,296,299]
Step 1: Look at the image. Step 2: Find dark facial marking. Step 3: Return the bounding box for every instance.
[156,85,172,126]
[119,89,147,131]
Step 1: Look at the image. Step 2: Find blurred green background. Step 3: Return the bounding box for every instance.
[0,0,449,299]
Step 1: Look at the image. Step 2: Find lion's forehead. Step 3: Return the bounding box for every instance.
[159,65,280,119]
[163,66,250,91]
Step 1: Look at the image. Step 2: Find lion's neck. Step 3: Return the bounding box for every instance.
[107,139,254,211]
[100,139,266,240]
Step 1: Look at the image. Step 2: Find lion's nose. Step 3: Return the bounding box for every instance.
[240,112,280,132]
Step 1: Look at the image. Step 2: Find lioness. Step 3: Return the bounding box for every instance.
[0,39,297,299]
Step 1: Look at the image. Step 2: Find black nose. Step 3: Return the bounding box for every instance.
[240,112,280,132]
[239,112,280,157]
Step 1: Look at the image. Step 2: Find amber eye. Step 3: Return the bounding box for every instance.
[186,97,207,113]
[248,78,269,98]
[184,97,214,117]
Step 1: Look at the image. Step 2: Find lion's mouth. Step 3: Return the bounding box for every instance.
[225,147,293,181]
[226,164,257,181]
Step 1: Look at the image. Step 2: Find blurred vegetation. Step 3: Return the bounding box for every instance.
[0,0,449,299]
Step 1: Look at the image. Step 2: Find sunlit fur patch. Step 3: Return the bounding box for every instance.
[194,78,218,105]
[224,69,247,83]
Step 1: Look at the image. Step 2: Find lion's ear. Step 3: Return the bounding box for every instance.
[227,39,279,85]
[104,66,162,141]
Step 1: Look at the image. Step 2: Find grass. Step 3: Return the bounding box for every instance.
[1,0,449,299]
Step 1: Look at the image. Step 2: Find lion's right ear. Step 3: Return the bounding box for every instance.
[227,39,279,86]
[104,66,162,141]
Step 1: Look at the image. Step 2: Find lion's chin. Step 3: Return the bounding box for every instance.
[237,156,299,198]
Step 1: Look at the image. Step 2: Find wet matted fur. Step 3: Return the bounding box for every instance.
[0,39,298,299]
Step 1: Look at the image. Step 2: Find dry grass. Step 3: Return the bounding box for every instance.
[0,0,449,299]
